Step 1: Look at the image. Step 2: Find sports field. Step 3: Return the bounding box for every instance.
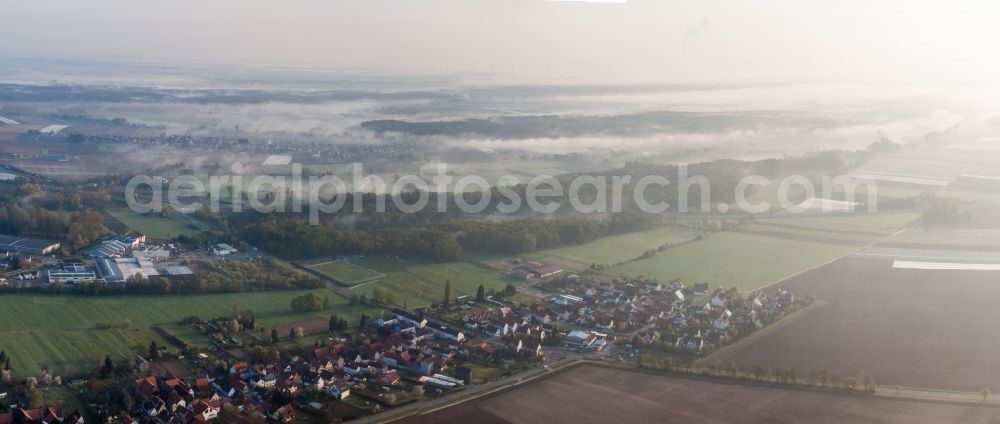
[0,289,375,377]
[307,261,385,286]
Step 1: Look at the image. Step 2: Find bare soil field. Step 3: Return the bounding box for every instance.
[272,318,329,337]
[533,255,590,272]
[149,359,195,379]
[874,240,1000,251]
[715,256,1000,391]
[396,364,999,424]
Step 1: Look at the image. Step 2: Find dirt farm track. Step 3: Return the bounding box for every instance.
[394,364,1000,424]
[714,256,1000,392]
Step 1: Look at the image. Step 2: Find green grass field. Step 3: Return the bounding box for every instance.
[348,258,515,308]
[525,226,705,267]
[0,289,376,377]
[881,230,1000,249]
[307,261,384,286]
[605,231,857,292]
[760,212,919,233]
[107,209,201,240]
[454,361,505,384]
[605,213,917,292]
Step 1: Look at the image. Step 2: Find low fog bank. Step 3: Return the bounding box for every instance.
[1,60,993,159]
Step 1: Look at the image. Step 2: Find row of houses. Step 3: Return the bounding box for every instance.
[0,407,83,424]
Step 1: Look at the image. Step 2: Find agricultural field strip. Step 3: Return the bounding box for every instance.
[394,363,1000,424]
[851,172,952,187]
[605,213,915,291]
[524,225,706,266]
[892,261,1000,271]
[751,220,893,237]
[727,227,869,246]
[869,229,1000,252]
[607,215,911,293]
[853,247,1000,262]
[753,227,907,292]
[605,232,860,293]
[713,257,1000,391]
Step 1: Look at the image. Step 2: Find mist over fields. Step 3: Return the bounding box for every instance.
[0,59,982,161]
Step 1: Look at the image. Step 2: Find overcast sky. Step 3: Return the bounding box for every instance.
[2,0,999,84]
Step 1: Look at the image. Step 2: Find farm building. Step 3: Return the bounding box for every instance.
[509,260,563,280]
[212,243,238,256]
[419,376,458,391]
[0,234,61,255]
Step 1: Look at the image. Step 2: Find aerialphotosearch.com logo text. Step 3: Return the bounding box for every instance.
[125,162,879,224]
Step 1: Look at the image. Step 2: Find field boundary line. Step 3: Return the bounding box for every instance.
[753,228,909,292]
[696,300,826,366]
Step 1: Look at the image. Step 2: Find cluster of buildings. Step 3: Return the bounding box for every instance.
[97,305,550,423]
[42,235,194,286]
[110,374,222,424]
[457,304,566,358]
[0,407,84,424]
[537,276,799,354]
[84,234,146,258]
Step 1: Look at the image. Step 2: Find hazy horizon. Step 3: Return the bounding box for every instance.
[3,0,1000,85]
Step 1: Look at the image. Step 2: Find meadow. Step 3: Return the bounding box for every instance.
[605,231,857,292]
[606,213,916,292]
[349,259,515,308]
[524,225,705,268]
[107,209,201,239]
[0,289,375,377]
